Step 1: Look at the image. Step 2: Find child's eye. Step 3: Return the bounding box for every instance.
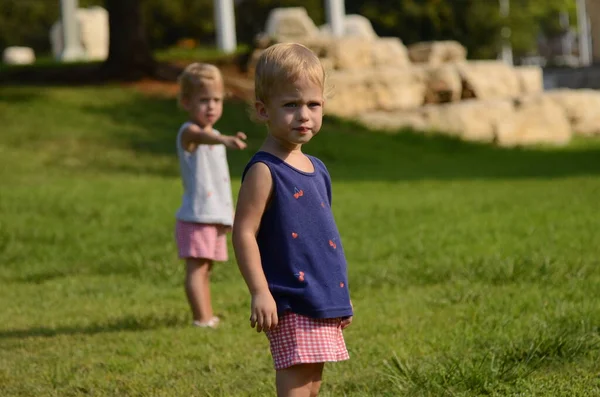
[308,102,321,108]
[284,103,297,108]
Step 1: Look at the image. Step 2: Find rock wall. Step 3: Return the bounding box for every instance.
[357,89,600,147]
[250,7,599,147]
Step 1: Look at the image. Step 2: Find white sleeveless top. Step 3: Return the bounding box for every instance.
[175,122,234,226]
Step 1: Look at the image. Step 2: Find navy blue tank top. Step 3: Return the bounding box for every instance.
[242,151,353,319]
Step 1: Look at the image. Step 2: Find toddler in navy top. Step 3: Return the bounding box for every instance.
[233,43,353,397]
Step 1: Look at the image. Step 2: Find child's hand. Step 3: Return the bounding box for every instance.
[341,316,353,330]
[341,299,353,329]
[250,291,278,332]
[223,132,247,150]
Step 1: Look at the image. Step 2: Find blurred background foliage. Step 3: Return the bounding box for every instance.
[0,0,579,60]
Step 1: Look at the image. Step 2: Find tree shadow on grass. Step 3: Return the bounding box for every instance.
[0,313,185,340]
[23,88,600,182]
[0,89,45,104]
[15,270,73,285]
[0,61,184,86]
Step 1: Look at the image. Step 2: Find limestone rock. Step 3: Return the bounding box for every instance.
[371,37,411,68]
[78,6,109,60]
[544,89,600,136]
[294,36,333,58]
[357,110,427,131]
[2,46,35,65]
[496,95,571,146]
[320,57,335,72]
[250,36,379,76]
[319,14,378,39]
[420,63,464,104]
[326,67,426,117]
[408,41,467,66]
[457,61,521,100]
[300,36,408,71]
[50,6,109,61]
[514,65,543,95]
[264,7,319,41]
[293,37,372,70]
[326,70,377,117]
[328,38,373,70]
[423,99,514,143]
[370,67,427,110]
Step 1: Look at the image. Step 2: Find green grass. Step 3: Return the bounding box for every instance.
[1,85,600,396]
[154,46,248,62]
[0,46,245,75]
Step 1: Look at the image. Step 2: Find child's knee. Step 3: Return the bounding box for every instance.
[185,258,212,272]
[276,363,323,389]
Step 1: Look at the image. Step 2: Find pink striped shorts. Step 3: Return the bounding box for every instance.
[175,220,228,261]
[266,312,349,370]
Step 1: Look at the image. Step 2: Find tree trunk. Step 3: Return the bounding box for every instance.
[102,0,156,80]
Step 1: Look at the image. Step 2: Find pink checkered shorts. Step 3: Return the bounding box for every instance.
[175,220,228,261]
[266,312,349,370]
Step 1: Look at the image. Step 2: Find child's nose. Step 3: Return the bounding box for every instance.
[297,106,309,120]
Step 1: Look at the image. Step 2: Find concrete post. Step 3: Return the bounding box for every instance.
[499,0,513,65]
[214,0,237,54]
[59,0,85,61]
[585,0,600,63]
[577,0,592,65]
[325,0,346,37]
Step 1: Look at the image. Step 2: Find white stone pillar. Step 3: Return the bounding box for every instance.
[588,0,600,63]
[214,0,237,54]
[579,0,593,65]
[59,0,85,61]
[325,0,346,37]
[499,0,513,65]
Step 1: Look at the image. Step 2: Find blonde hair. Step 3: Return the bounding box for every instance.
[177,63,223,104]
[254,43,325,104]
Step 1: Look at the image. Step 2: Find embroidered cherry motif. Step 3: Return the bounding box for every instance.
[340,282,345,288]
[297,271,305,282]
[291,232,298,239]
[328,240,337,249]
[293,187,304,199]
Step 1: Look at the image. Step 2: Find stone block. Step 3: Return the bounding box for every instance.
[2,46,35,65]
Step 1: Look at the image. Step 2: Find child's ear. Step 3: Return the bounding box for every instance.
[255,101,269,122]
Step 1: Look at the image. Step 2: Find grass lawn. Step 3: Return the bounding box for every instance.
[1,85,599,396]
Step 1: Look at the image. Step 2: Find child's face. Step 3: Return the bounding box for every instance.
[182,83,224,128]
[256,77,324,148]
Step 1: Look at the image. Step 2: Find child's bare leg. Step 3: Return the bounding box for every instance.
[309,364,324,397]
[276,363,324,397]
[184,258,214,323]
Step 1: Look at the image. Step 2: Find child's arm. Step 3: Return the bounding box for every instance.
[232,162,278,333]
[181,124,247,150]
